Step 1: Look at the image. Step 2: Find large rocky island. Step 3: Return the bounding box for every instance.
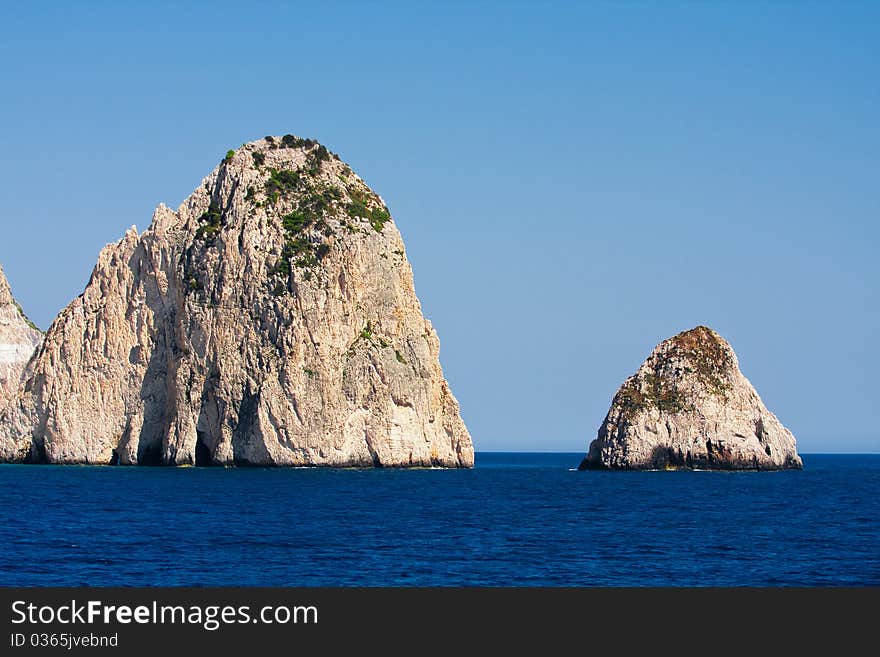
[0,136,474,468]
[580,326,802,470]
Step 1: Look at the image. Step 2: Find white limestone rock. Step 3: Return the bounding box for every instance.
[580,326,802,471]
[0,136,473,467]
[0,265,42,409]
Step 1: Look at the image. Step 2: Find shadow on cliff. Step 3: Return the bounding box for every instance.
[123,245,176,466]
[649,443,768,471]
[123,237,274,467]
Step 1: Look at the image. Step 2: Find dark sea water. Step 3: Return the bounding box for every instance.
[0,453,877,587]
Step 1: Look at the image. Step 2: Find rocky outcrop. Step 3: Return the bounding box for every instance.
[580,326,802,471]
[0,135,473,467]
[0,265,42,409]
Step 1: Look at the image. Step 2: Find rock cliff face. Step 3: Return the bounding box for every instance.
[0,265,42,408]
[0,136,473,467]
[580,326,802,470]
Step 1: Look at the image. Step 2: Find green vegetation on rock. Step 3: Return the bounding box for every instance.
[346,187,391,232]
[644,372,688,413]
[255,136,394,296]
[264,168,302,204]
[281,134,317,150]
[182,259,205,294]
[616,326,734,417]
[345,322,396,358]
[268,203,334,290]
[13,300,41,333]
[668,326,734,398]
[616,373,689,416]
[195,202,223,242]
[305,144,331,174]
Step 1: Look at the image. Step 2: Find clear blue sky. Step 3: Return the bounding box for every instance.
[0,2,877,453]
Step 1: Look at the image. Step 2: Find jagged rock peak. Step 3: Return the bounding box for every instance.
[0,264,11,305]
[0,264,42,408]
[0,134,474,468]
[580,326,802,471]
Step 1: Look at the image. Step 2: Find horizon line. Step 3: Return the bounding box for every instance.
[473,450,880,455]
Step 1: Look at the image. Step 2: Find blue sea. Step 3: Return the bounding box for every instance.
[0,453,877,587]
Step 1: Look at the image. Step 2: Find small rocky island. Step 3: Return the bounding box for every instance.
[0,135,473,468]
[580,326,802,470]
